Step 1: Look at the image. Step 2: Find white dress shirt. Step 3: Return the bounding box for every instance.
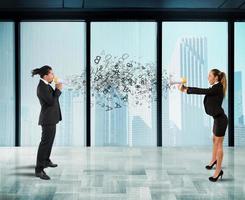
[40,78,55,90]
[40,78,49,85]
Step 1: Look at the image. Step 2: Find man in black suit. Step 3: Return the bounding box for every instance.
[32,65,62,180]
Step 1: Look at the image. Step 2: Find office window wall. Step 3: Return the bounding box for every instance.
[0,22,15,146]
[91,22,157,146]
[162,22,228,146]
[0,20,238,147]
[21,22,86,146]
[235,22,245,146]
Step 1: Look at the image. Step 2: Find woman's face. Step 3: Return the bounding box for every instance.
[208,71,218,85]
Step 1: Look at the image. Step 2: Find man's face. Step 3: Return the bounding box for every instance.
[44,70,54,83]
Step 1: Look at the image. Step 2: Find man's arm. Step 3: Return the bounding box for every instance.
[38,85,62,106]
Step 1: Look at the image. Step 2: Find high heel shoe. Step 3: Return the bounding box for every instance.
[205,160,217,170]
[209,170,223,182]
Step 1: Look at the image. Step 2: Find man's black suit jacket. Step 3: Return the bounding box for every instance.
[37,80,62,126]
[186,82,225,117]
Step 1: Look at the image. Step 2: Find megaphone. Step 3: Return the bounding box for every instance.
[170,77,187,85]
[53,76,66,84]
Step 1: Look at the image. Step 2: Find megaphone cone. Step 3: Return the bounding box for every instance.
[170,77,187,85]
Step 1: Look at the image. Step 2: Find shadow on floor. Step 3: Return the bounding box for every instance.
[9,165,36,177]
[220,178,234,182]
[8,172,35,177]
[13,165,36,170]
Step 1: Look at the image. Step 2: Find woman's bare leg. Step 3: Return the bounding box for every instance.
[209,135,218,165]
[213,136,224,177]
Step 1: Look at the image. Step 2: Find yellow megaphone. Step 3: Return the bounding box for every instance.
[54,76,67,85]
[53,76,59,84]
[170,77,187,85]
[180,77,187,84]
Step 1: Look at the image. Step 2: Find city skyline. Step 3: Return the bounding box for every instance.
[163,22,228,146]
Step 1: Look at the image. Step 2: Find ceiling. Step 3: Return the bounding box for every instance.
[0,0,245,9]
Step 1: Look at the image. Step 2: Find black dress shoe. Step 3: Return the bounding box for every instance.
[209,170,223,182]
[45,161,58,168]
[35,170,50,180]
[205,160,217,170]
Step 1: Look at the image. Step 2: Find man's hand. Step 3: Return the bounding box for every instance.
[55,83,63,91]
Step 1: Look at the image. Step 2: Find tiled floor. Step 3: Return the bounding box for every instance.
[0,147,244,200]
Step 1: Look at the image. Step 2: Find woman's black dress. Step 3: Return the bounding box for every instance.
[186,82,228,137]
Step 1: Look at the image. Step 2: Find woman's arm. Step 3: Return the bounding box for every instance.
[186,85,220,95]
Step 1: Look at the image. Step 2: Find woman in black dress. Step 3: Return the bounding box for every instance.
[179,69,228,182]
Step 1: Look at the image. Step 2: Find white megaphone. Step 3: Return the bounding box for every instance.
[169,77,187,85]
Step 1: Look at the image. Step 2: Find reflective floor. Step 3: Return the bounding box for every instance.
[0,147,244,200]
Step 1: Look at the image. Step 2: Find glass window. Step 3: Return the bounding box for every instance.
[0,22,15,146]
[235,22,245,146]
[21,22,86,146]
[91,22,157,146]
[162,22,228,146]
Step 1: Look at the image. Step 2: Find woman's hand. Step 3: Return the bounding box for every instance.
[178,84,188,93]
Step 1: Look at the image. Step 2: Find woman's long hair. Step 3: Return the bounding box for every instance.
[31,65,52,78]
[211,68,227,96]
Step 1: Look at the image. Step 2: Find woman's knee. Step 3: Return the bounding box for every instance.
[214,138,219,146]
